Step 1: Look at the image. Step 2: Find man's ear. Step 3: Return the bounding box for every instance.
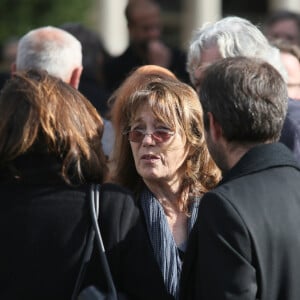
[69,66,83,89]
[207,112,223,142]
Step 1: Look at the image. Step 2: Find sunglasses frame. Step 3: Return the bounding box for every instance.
[124,129,175,143]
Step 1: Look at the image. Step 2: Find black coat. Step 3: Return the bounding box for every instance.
[97,185,174,300]
[180,143,300,300]
[0,157,136,300]
[0,155,173,300]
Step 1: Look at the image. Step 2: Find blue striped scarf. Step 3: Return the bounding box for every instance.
[141,188,199,299]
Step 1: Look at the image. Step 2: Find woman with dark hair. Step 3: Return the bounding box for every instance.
[0,70,137,300]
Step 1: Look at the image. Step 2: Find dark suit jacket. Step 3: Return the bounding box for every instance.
[180,143,300,300]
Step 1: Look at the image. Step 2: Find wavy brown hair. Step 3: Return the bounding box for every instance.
[108,65,177,168]
[0,70,107,184]
[110,76,221,213]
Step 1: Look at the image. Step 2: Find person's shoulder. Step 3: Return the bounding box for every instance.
[198,189,241,225]
[288,97,300,111]
[101,182,132,193]
[105,47,131,66]
[200,176,250,209]
[101,182,135,202]
[100,183,139,224]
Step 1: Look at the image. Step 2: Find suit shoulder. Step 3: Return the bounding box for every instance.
[199,183,244,215]
[101,182,134,197]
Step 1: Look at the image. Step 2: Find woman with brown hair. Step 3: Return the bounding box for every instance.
[108,64,177,167]
[104,67,220,300]
[0,70,137,299]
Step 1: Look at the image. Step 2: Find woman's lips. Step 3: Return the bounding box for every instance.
[141,154,159,160]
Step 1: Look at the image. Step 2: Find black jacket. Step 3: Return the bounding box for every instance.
[0,154,173,300]
[0,156,136,300]
[97,185,174,300]
[180,143,300,300]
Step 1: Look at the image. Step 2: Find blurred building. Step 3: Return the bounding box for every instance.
[94,0,300,56]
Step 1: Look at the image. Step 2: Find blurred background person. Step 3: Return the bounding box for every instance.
[0,36,18,89]
[107,75,220,299]
[271,39,300,101]
[270,39,300,160]
[104,0,189,94]
[60,22,111,117]
[186,16,300,163]
[263,10,300,46]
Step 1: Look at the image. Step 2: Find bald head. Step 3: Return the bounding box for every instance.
[15,26,82,88]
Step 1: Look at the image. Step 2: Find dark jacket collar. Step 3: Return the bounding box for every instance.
[0,153,64,184]
[220,142,300,185]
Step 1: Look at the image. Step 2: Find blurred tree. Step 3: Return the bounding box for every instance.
[0,0,94,41]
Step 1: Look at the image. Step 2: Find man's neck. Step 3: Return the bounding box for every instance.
[225,142,258,170]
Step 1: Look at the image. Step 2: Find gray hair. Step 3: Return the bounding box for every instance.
[187,16,287,83]
[16,26,82,81]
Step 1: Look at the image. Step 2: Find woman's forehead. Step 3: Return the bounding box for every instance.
[130,102,176,125]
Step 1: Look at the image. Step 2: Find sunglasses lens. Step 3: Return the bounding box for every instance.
[152,130,172,142]
[128,130,144,142]
[127,130,173,143]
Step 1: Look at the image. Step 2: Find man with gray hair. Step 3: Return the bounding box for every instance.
[12,26,83,89]
[185,16,300,163]
[11,26,114,157]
